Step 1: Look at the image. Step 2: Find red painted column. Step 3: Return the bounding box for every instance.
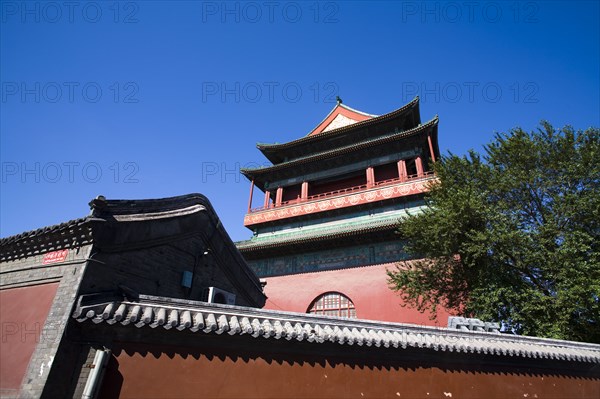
[275,187,283,206]
[415,157,424,177]
[427,135,436,163]
[263,190,271,209]
[397,160,407,182]
[366,167,375,188]
[301,182,309,201]
[247,180,255,213]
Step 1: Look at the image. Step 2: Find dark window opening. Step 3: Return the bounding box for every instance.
[281,184,302,202]
[309,171,366,197]
[406,159,418,177]
[374,162,399,183]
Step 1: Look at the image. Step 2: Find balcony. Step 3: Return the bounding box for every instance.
[244,172,435,227]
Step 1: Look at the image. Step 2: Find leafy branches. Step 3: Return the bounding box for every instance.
[387,122,600,342]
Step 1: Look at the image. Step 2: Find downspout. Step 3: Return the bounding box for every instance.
[81,348,110,399]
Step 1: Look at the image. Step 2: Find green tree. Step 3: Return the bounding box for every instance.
[387,122,600,342]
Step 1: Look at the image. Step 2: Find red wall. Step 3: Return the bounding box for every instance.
[262,263,450,326]
[99,342,600,399]
[0,283,59,394]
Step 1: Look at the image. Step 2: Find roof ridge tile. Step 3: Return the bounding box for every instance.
[73,293,600,363]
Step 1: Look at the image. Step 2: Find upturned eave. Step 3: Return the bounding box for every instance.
[256,97,421,164]
[242,116,438,186]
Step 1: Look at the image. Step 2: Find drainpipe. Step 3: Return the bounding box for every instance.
[82,348,110,399]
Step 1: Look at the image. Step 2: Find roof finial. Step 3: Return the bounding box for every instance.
[336,96,343,104]
[89,195,107,210]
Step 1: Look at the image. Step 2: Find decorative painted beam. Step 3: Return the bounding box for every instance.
[244,175,436,227]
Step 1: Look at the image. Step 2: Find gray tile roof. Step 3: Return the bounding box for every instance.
[242,117,439,178]
[73,293,600,363]
[0,217,90,247]
[257,96,421,151]
[236,216,401,251]
[0,217,94,262]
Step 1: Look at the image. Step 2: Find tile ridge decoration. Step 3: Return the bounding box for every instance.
[72,293,600,363]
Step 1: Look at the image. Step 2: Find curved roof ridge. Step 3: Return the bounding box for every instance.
[306,102,340,136]
[257,97,420,151]
[1,194,215,253]
[339,102,379,118]
[0,216,91,247]
[236,217,408,251]
[307,101,376,136]
[73,291,600,362]
[243,114,437,177]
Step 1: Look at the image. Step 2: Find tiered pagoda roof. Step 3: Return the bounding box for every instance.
[240,98,440,233]
[254,97,422,165]
[242,102,437,191]
[237,206,425,256]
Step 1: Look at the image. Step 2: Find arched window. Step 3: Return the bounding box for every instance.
[307,292,356,318]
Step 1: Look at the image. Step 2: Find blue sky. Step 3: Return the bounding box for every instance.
[1,1,599,242]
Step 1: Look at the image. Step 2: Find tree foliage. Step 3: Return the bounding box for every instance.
[387,122,600,342]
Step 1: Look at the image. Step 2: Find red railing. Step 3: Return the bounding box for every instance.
[306,183,367,201]
[373,171,434,188]
[249,171,434,213]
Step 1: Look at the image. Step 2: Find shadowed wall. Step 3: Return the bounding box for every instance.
[0,283,59,395]
[98,340,600,399]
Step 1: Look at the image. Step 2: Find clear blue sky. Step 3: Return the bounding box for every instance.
[1,1,599,242]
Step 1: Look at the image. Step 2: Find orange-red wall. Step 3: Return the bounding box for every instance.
[262,263,450,326]
[0,283,59,394]
[99,342,600,399]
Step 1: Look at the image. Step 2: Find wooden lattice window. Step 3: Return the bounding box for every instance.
[307,292,356,318]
